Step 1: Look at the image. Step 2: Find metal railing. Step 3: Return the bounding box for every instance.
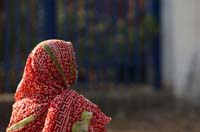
[1,0,161,92]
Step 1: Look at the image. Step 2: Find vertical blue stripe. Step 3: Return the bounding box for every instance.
[14,0,21,86]
[143,0,149,84]
[104,0,109,82]
[101,0,108,82]
[4,0,10,92]
[36,0,44,42]
[84,0,90,82]
[124,0,130,82]
[25,0,31,55]
[152,0,161,90]
[145,0,161,90]
[43,0,57,39]
[145,0,153,86]
[94,0,100,82]
[133,0,141,82]
[112,0,118,82]
[73,0,78,44]
[64,0,68,40]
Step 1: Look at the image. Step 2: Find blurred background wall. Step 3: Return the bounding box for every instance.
[0,0,161,93]
[0,1,162,130]
[1,0,200,102]
[2,0,200,102]
[162,0,200,102]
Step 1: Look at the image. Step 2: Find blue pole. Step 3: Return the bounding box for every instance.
[143,0,149,85]
[145,0,161,90]
[36,0,44,42]
[104,0,108,82]
[73,0,78,50]
[124,0,130,82]
[145,0,154,87]
[4,0,10,92]
[83,0,90,83]
[64,0,68,40]
[14,0,21,86]
[101,0,109,82]
[152,0,161,90]
[112,0,119,82]
[133,0,141,82]
[94,0,100,82]
[43,0,57,39]
[25,0,31,55]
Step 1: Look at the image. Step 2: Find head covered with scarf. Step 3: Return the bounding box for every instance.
[7,39,111,132]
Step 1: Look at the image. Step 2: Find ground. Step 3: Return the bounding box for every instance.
[108,106,200,132]
[2,104,200,132]
[1,86,200,132]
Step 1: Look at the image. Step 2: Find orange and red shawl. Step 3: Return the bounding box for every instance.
[7,40,111,132]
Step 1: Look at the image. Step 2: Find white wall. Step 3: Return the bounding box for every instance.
[162,0,200,100]
[162,0,174,88]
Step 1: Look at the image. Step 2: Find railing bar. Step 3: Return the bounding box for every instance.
[4,0,11,92]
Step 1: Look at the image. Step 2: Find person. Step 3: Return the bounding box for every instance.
[6,39,111,132]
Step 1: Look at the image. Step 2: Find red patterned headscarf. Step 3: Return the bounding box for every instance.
[7,39,111,132]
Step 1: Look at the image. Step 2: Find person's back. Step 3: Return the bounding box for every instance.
[7,39,111,132]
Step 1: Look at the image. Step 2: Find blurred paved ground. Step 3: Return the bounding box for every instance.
[107,107,200,132]
[1,85,200,132]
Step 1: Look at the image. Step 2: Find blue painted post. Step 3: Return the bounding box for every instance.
[124,0,130,82]
[152,0,161,90]
[73,0,77,56]
[94,0,100,82]
[101,0,109,82]
[25,0,31,55]
[14,0,21,85]
[84,0,90,83]
[112,0,119,82]
[36,0,44,42]
[4,0,10,92]
[145,0,154,88]
[64,0,68,40]
[43,0,57,39]
[142,0,148,85]
[103,0,110,82]
[133,0,141,82]
[145,0,161,90]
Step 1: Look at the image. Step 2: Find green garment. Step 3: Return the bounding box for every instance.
[6,114,36,132]
[72,111,93,132]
